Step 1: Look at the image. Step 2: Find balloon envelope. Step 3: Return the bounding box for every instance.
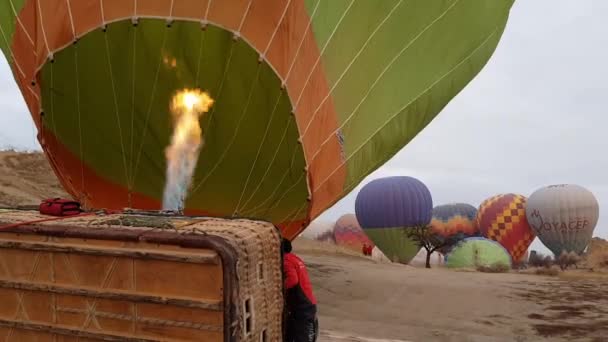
[355,176,432,264]
[446,237,512,269]
[333,214,374,252]
[1,1,514,239]
[431,203,479,238]
[526,184,599,256]
[476,194,535,262]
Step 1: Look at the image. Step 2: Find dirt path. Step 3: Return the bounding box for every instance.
[294,241,608,342]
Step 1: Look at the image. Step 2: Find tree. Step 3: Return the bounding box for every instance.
[405,226,465,268]
[557,251,581,271]
[529,251,554,268]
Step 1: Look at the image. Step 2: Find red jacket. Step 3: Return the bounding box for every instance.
[283,252,316,315]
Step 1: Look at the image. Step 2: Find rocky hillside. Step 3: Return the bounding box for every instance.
[0,150,68,207]
[588,237,608,270]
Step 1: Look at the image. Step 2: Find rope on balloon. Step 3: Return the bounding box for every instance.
[307,0,463,169]
[232,0,294,216]
[291,0,355,114]
[239,0,255,33]
[203,0,212,21]
[191,64,263,193]
[239,142,298,217]
[260,171,306,220]
[273,0,463,201]
[35,0,51,57]
[235,0,322,214]
[233,91,286,216]
[283,0,321,83]
[2,0,38,116]
[103,31,130,199]
[279,202,308,229]
[236,118,294,215]
[194,22,209,83]
[187,44,242,193]
[49,61,56,139]
[192,0,289,197]
[313,25,502,198]
[0,25,25,78]
[131,29,168,190]
[240,0,354,219]
[128,27,138,206]
[73,44,86,201]
[264,0,472,221]
[8,0,35,54]
[298,0,404,140]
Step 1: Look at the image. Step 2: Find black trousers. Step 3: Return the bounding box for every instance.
[285,315,318,342]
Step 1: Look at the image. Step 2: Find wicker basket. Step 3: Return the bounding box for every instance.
[0,209,283,341]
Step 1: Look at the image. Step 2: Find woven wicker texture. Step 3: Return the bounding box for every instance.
[0,210,283,341]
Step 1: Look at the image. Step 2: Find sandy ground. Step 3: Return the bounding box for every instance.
[293,239,608,342]
[0,151,68,207]
[1,151,607,341]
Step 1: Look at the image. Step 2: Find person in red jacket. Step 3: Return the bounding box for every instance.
[282,239,318,342]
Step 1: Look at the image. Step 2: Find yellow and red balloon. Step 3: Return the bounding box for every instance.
[476,194,535,262]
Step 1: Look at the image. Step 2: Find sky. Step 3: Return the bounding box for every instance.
[1,1,607,254]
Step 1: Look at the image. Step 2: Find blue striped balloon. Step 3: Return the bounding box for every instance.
[355,176,433,228]
[355,176,432,264]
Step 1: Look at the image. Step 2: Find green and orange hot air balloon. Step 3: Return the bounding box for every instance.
[476,194,535,263]
[0,0,515,239]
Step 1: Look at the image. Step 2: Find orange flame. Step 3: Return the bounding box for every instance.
[163,89,214,211]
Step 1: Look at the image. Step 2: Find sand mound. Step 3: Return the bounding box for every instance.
[0,150,68,207]
[587,237,608,270]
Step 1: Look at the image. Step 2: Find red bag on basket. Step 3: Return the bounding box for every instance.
[39,198,81,217]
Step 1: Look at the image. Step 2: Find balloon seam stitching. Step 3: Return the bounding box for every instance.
[35,0,52,58]
[30,16,290,90]
[307,0,464,168]
[236,0,323,216]
[299,0,404,139]
[312,25,502,195]
[0,25,26,77]
[9,0,35,47]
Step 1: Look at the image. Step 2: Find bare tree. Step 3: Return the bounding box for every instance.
[529,251,554,268]
[557,251,581,271]
[405,226,465,268]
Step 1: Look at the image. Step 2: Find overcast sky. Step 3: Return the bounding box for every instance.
[1,1,607,254]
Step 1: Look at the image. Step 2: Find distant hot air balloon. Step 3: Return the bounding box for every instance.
[431,203,479,238]
[526,185,599,256]
[1,1,515,239]
[446,237,512,269]
[355,176,432,264]
[333,214,374,252]
[476,194,535,262]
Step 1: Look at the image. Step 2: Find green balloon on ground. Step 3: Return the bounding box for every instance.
[446,237,512,269]
[365,228,420,264]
